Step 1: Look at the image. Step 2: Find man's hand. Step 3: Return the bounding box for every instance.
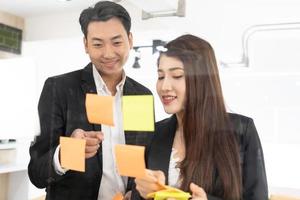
[71,128,104,159]
[135,169,165,199]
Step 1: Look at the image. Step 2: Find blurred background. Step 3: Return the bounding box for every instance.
[0,0,299,199]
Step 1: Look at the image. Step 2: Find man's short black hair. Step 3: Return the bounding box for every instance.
[79,1,131,38]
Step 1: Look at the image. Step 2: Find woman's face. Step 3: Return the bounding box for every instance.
[156,55,186,115]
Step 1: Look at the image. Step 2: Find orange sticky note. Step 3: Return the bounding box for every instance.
[85,93,114,126]
[115,144,146,178]
[112,192,124,200]
[60,136,86,172]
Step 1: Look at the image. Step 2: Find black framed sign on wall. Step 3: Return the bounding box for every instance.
[0,23,22,54]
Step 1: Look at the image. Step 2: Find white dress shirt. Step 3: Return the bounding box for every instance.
[168,148,181,188]
[93,66,127,199]
[53,65,127,199]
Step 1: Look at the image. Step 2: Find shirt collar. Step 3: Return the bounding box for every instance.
[92,65,126,93]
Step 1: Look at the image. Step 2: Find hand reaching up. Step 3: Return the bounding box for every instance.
[135,169,166,198]
[190,182,207,200]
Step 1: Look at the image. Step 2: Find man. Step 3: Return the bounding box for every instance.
[28,1,153,199]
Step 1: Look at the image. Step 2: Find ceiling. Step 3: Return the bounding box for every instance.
[0,0,117,18]
[0,0,183,18]
[0,0,299,19]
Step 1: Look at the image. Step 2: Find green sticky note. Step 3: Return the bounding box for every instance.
[122,95,154,131]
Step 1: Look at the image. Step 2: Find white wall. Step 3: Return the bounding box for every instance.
[0,57,38,140]
[220,29,300,194]
[25,11,81,41]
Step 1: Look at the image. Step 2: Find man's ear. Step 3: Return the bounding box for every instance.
[128,32,133,49]
[83,37,88,53]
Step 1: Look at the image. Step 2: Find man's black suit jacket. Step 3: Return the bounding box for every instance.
[28,63,153,200]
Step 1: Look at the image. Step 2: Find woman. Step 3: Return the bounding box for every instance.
[132,34,268,200]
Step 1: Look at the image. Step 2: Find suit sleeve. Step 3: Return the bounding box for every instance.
[242,118,269,200]
[28,77,66,188]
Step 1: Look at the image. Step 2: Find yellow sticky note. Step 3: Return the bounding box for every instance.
[85,93,114,126]
[147,188,191,200]
[60,136,86,172]
[115,144,146,178]
[122,95,154,131]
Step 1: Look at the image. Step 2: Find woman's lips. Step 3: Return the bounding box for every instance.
[161,95,176,105]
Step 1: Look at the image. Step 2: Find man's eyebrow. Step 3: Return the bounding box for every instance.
[111,35,122,40]
[90,35,122,42]
[91,37,103,42]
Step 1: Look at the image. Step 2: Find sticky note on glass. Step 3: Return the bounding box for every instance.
[122,95,154,131]
[147,188,191,200]
[115,144,146,178]
[60,136,86,172]
[112,192,123,200]
[85,93,114,126]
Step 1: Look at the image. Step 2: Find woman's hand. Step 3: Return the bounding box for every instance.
[135,169,165,198]
[190,183,207,200]
[123,191,132,200]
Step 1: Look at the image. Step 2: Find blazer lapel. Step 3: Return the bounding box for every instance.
[80,63,101,132]
[149,115,177,185]
[81,63,97,94]
[80,63,103,163]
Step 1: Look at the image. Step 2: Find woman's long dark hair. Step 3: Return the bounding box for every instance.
[159,34,242,200]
